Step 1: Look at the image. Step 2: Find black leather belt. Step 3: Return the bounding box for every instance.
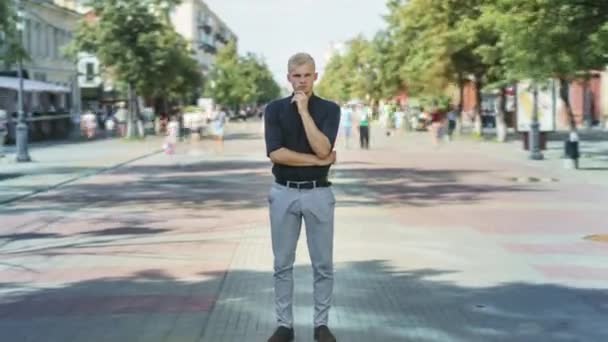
[275,179,331,189]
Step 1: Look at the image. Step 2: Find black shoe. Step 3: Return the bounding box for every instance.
[268,326,294,342]
[314,325,336,342]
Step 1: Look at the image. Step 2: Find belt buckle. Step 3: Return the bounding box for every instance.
[286,180,316,189]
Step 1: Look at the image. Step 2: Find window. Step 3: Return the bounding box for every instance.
[34,72,46,82]
[54,28,60,58]
[43,24,49,58]
[86,62,95,81]
[35,22,41,57]
[23,20,32,53]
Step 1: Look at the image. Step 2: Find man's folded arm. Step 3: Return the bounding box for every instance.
[269,147,325,167]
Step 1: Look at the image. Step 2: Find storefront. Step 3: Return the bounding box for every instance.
[0,76,73,143]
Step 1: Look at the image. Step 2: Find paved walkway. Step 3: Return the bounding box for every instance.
[0,137,164,204]
[1,122,607,341]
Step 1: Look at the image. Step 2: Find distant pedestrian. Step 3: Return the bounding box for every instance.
[105,116,116,138]
[395,104,405,135]
[428,104,445,146]
[83,110,97,139]
[114,103,127,137]
[340,103,353,148]
[356,103,370,149]
[211,105,227,152]
[447,107,458,141]
[164,115,179,154]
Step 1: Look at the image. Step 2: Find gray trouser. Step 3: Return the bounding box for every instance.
[268,182,336,328]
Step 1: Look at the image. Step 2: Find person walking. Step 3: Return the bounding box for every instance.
[339,103,353,149]
[446,106,458,141]
[211,105,227,153]
[428,103,446,146]
[164,115,179,154]
[264,52,341,342]
[356,103,370,149]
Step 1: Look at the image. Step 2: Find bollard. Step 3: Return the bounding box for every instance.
[0,109,6,158]
[563,132,580,169]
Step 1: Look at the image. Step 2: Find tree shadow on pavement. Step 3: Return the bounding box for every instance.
[0,260,606,342]
[223,133,263,141]
[0,214,178,256]
[1,162,544,214]
[334,167,541,208]
[0,232,61,242]
[81,227,171,237]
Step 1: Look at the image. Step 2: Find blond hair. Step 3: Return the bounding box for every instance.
[288,53,316,72]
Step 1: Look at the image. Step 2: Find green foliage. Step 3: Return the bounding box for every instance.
[317,35,390,103]
[317,0,608,111]
[204,42,280,108]
[0,0,28,68]
[486,0,608,82]
[317,53,350,102]
[69,0,200,102]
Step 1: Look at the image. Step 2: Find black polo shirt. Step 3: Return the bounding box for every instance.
[264,93,341,181]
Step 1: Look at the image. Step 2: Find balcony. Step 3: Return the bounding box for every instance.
[197,18,213,34]
[214,32,229,44]
[199,42,217,54]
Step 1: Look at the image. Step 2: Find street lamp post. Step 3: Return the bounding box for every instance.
[15,0,31,162]
[529,83,544,160]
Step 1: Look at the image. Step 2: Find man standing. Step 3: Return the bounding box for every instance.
[265,53,341,342]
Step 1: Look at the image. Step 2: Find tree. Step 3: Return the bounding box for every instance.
[204,42,248,109]
[245,55,280,104]
[317,36,385,104]
[204,42,280,109]
[488,0,608,133]
[386,0,499,134]
[70,0,201,137]
[371,30,405,102]
[0,0,27,69]
[317,53,350,103]
[0,0,12,45]
[138,28,202,105]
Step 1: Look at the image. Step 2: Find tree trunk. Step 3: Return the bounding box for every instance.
[559,78,577,133]
[136,94,145,137]
[126,83,137,138]
[496,87,508,142]
[458,73,465,134]
[474,76,483,136]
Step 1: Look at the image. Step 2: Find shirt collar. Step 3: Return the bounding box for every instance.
[290,92,318,101]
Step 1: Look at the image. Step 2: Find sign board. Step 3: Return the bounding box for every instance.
[516,80,559,132]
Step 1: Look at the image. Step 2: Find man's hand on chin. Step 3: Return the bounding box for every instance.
[291,91,310,116]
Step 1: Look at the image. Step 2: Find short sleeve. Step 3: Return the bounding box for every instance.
[264,104,283,156]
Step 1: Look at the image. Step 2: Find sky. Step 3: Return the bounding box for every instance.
[204,0,389,89]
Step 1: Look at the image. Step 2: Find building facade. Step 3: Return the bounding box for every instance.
[170,0,237,76]
[0,0,80,115]
[20,1,80,89]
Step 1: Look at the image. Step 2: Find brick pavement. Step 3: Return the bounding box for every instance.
[1,122,607,341]
[0,137,165,204]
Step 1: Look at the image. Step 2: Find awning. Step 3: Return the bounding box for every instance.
[0,76,71,93]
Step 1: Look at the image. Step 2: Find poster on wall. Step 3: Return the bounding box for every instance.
[516,80,559,132]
